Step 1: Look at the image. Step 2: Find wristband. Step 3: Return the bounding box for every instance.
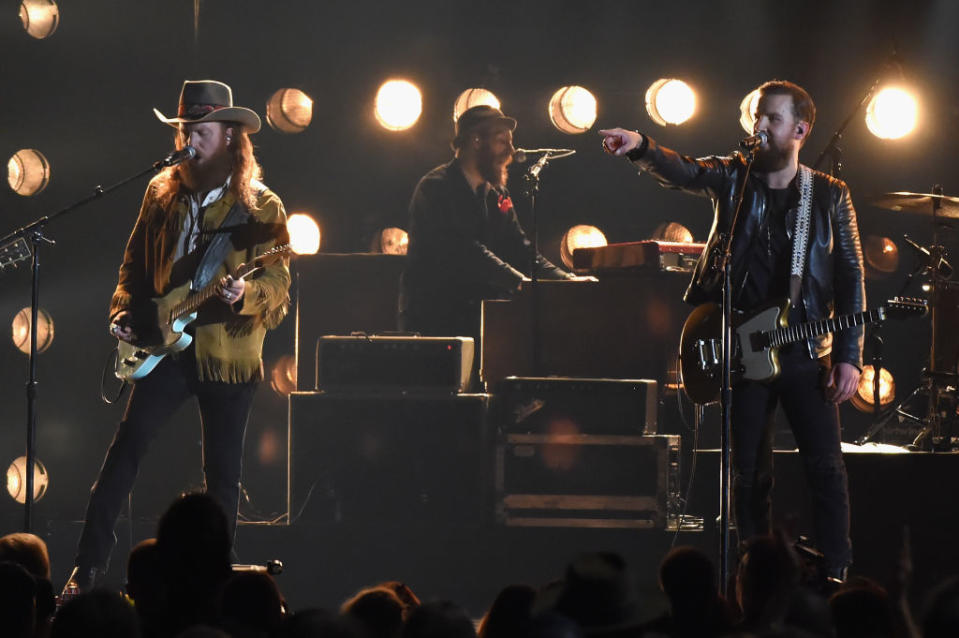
[625,133,649,161]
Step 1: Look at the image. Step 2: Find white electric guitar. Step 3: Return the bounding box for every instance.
[679,296,928,404]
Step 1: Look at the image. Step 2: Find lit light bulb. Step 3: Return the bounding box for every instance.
[865,87,918,139]
[646,79,696,126]
[375,80,423,131]
[286,214,321,255]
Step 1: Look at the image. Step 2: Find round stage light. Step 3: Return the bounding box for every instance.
[270,354,297,396]
[645,79,696,126]
[8,149,51,196]
[863,235,899,276]
[286,214,321,255]
[548,86,597,134]
[652,221,694,244]
[851,365,895,413]
[371,227,409,255]
[19,0,59,39]
[739,89,762,133]
[375,79,422,131]
[11,307,54,354]
[453,88,500,122]
[865,87,918,139]
[560,224,607,270]
[266,88,313,134]
[6,456,48,504]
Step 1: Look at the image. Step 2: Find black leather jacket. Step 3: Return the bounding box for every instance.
[633,136,866,368]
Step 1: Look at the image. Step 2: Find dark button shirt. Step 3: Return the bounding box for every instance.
[400,159,570,337]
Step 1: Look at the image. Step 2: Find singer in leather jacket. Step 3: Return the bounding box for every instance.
[635,135,866,369]
[601,80,864,581]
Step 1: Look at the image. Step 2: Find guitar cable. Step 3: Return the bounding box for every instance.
[99,345,129,405]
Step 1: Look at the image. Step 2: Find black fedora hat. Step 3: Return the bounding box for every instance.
[453,105,516,147]
[154,79,261,134]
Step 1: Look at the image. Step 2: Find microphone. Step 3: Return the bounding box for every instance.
[231,559,284,575]
[529,154,551,179]
[153,145,196,169]
[513,148,576,163]
[740,131,767,152]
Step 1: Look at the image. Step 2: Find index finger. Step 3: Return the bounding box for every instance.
[597,128,621,136]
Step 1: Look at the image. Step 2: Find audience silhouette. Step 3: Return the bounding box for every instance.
[6,493,952,638]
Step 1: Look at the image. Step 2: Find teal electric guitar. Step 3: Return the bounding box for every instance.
[114,245,289,381]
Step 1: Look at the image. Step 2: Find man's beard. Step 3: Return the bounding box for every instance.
[477,147,512,187]
[752,141,792,174]
[178,151,231,191]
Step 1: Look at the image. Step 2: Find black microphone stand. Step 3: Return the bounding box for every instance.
[717,146,760,595]
[811,46,896,175]
[0,157,175,532]
[522,153,552,375]
[811,63,889,444]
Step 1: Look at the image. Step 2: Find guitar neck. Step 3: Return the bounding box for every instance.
[165,245,287,323]
[169,263,258,321]
[169,279,222,321]
[768,308,883,347]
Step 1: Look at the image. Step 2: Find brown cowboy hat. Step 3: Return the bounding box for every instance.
[153,79,261,134]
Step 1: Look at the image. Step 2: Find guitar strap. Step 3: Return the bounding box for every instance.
[192,201,250,291]
[788,165,813,306]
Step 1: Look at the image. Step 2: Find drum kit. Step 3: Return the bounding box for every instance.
[857,188,959,450]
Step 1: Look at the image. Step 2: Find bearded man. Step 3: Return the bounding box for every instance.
[601,80,864,584]
[71,80,290,589]
[399,105,578,384]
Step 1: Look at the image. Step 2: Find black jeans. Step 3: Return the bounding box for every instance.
[75,348,256,573]
[731,346,853,569]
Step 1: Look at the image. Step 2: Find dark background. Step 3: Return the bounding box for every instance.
[1,0,958,612]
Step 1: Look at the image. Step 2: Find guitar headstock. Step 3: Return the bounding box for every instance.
[885,296,929,319]
[0,238,31,272]
[254,244,291,266]
[234,244,292,279]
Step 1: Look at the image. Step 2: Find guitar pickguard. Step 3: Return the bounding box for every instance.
[736,305,784,382]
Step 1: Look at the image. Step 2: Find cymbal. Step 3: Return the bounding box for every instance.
[871,192,959,218]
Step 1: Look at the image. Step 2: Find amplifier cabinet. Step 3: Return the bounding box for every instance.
[316,335,474,394]
[289,392,489,526]
[495,433,680,529]
[496,377,658,435]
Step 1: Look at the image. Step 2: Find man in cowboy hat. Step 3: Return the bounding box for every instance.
[70,79,291,590]
[399,105,585,388]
